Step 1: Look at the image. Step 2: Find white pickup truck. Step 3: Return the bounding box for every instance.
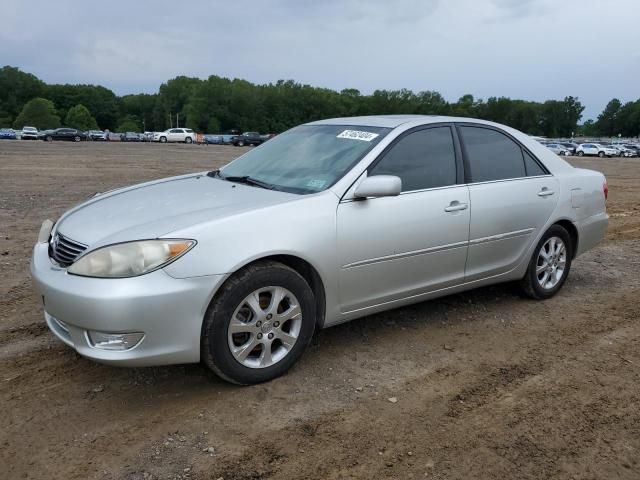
[152,128,196,144]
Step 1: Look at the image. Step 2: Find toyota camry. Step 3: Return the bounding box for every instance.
[31,115,609,384]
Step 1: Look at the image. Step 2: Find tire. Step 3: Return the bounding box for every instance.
[74,136,81,142]
[598,151,605,157]
[577,151,584,156]
[201,261,316,385]
[185,137,193,144]
[519,225,573,300]
[160,136,167,143]
[238,140,245,147]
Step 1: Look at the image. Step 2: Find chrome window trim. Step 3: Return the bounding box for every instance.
[339,174,553,203]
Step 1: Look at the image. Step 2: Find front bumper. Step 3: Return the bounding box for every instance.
[30,242,226,366]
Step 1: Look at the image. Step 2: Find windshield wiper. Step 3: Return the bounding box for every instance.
[212,172,279,191]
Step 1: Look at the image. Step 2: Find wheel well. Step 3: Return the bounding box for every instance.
[554,220,578,258]
[239,255,326,329]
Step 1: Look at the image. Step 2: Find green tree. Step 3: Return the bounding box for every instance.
[13,97,61,130]
[595,99,622,136]
[116,115,140,132]
[46,84,120,130]
[65,104,98,130]
[0,66,45,126]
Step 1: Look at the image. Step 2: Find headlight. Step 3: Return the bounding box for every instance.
[67,239,195,278]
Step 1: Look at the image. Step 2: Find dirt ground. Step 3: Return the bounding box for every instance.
[1,141,639,480]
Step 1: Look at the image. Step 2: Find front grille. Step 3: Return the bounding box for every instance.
[49,233,88,267]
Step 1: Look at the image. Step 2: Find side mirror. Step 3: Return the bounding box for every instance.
[354,175,402,199]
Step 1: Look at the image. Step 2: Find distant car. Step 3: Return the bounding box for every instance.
[623,144,640,157]
[576,143,617,158]
[39,128,88,142]
[204,134,223,145]
[21,126,38,140]
[558,142,578,155]
[120,132,141,142]
[153,128,196,144]
[0,128,17,139]
[545,143,570,156]
[613,145,637,157]
[232,131,263,147]
[88,130,107,141]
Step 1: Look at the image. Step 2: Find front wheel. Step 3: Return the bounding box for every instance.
[237,140,245,147]
[577,151,584,156]
[598,151,605,158]
[201,261,316,385]
[159,136,167,143]
[185,137,193,144]
[519,225,572,300]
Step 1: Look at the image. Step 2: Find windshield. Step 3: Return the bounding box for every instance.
[221,124,390,194]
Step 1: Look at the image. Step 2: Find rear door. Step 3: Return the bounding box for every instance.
[337,124,470,313]
[168,128,183,142]
[457,124,558,281]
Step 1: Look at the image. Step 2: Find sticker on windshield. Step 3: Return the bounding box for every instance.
[306,179,327,189]
[336,130,379,142]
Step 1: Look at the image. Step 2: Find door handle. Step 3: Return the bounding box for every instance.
[538,188,555,197]
[444,201,468,212]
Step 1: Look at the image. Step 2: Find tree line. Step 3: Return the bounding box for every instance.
[1,65,638,138]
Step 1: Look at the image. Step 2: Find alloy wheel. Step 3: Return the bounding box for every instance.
[536,236,567,290]
[227,286,302,368]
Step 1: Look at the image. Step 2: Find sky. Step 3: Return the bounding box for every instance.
[2,0,638,120]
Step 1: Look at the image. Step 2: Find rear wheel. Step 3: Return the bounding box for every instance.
[74,136,81,142]
[201,261,316,385]
[520,225,572,300]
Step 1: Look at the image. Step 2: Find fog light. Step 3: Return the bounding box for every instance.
[88,331,144,351]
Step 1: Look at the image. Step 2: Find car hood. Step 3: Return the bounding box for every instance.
[55,173,297,247]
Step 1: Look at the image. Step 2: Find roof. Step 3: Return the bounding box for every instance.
[306,115,495,128]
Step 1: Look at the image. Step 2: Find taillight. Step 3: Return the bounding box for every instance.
[603,179,608,201]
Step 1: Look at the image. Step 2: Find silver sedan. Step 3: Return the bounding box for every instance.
[32,115,609,384]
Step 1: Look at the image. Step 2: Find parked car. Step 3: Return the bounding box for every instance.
[120,132,141,142]
[204,134,223,145]
[39,128,88,142]
[576,143,618,157]
[609,145,636,157]
[232,131,264,147]
[0,128,17,139]
[31,115,609,385]
[88,130,107,141]
[21,126,38,140]
[545,143,569,156]
[623,144,640,156]
[558,142,578,155]
[152,128,196,143]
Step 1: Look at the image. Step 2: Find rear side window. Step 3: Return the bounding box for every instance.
[370,127,457,192]
[524,151,546,176]
[460,126,526,182]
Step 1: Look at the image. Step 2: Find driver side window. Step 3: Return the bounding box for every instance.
[369,127,457,192]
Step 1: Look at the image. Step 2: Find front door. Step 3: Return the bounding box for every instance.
[337,125,470,313]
